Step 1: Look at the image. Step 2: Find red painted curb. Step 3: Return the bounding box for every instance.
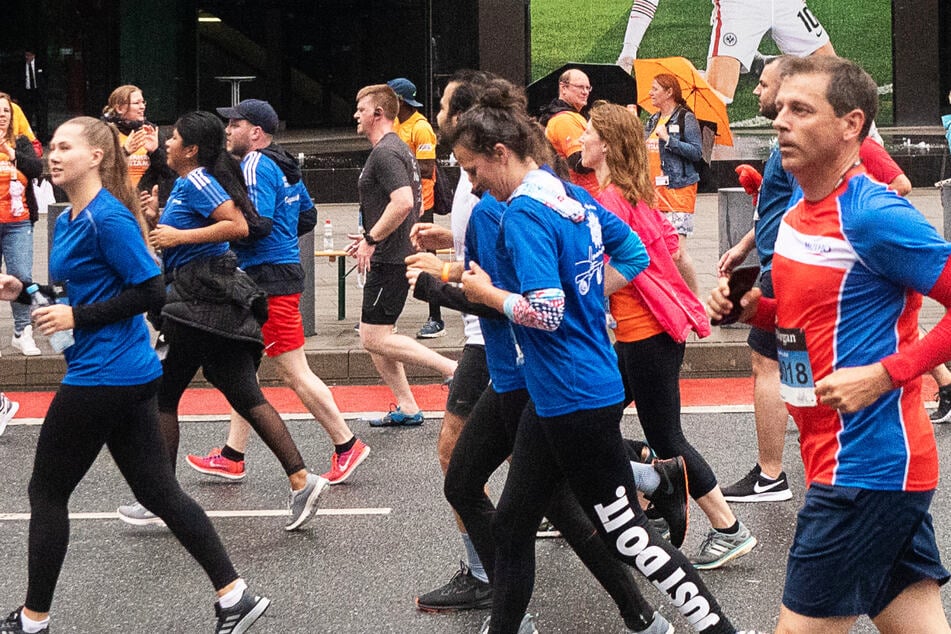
[5,375,937,418]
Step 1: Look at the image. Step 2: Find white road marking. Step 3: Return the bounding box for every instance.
[0,507,392,521]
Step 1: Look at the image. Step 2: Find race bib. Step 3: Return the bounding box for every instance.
[776,327,817,407]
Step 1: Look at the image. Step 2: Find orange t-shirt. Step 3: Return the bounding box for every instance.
[647,115,698,214]
[119,131,150,188]
[545,111,600,197]
[611,290,665,343]
[0,150,30,223]
[394,112,436,211]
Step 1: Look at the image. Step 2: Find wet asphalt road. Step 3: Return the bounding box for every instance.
[1,410,949,633]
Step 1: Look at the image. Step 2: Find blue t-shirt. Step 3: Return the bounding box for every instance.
[465,193,525,394]
[49,188,163,386]
[159,167,231,271]
[232,151,301,267]
[754,144,797,271]
[496,178,643,417]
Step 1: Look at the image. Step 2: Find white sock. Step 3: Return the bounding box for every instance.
[20,612,49,634]
[630,461,661,496]
[619,0,660,59]
[217,579,248,609]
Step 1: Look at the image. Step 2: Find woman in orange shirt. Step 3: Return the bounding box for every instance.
[644,73,703,295]
[581,101,756,570]
[101,85,174,205]
[0,92,42,355]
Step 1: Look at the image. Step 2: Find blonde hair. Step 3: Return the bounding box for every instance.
[0,93,15,147]
[587,101,656,208]
[102,84,141,119]
[65,116,150,244]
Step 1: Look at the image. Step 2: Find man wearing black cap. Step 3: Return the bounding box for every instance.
[387,77,446,339]
[184,98,371,488]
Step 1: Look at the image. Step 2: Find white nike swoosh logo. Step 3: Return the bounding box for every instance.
[753,479,785,493]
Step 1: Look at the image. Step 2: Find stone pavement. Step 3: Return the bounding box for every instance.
[1,188,946,390]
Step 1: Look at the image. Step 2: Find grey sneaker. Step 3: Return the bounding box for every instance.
[116,501,165,526]
[416,318,446,338]
[691,521,756,570]
[214,588,270,633]
[285,473,328,531]
[0,393,19,437]
[479,613,539,634]
[626,611,673,634]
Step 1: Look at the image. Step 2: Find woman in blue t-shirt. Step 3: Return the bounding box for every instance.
[0,117,269,633]
[116,111,326,533]
[451,89,740,634]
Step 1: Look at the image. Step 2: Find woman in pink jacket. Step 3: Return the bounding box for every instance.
[580,101,756,570]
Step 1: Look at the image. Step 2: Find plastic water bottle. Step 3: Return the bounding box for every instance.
[323,219,334,251]
[26,283,74,353]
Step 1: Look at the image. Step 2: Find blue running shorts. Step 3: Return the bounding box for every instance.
[783,483,949,618]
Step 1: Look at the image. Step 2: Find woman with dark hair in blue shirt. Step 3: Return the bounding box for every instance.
[116,111,327,532]
[452,87,743,634]
[0,116,268,633]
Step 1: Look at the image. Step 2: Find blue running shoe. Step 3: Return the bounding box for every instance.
[367,406,424,427]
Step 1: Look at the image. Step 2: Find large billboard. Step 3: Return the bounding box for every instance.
[531,0,894,124]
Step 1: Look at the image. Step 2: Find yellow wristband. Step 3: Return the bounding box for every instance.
[441,262,452,283]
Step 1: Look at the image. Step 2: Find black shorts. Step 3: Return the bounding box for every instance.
[446,344,490,417]
[361,262,410,326]
[747,267,777,361]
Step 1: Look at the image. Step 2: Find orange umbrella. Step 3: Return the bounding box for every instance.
[633,56,733,147]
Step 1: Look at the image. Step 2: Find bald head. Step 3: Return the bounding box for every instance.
[558,69,591,111]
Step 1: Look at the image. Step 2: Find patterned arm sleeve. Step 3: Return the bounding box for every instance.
[502,288,566,331]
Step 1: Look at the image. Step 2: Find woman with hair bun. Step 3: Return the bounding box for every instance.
[454,89,745,633]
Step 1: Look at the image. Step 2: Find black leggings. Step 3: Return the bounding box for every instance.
[488,401,734,634]
[26,381,238,613]
[616,333,719,499]
[445,387,653,633]
[158,321,305,476]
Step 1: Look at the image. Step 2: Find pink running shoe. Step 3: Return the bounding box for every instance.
[322,438,370,484]
[185,447,246,481]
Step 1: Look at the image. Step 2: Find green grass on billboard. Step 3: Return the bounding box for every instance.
[530,0,893,125]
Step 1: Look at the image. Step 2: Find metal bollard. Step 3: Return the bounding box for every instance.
[717,187,759,267]
[299,230,315,335]
[46,203,69,261]
[941,185,951,241]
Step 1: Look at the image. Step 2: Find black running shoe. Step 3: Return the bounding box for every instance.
[932,385,951,423]
[645,456,689,548]
[215,589,270,633]
[721,464,792,502]
[415,561,493,612]
[0,609,47,633]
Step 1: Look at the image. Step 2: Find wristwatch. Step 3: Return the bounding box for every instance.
[363,232,381,246]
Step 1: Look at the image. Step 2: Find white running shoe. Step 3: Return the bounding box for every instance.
[0,393,19,436]
[12,326,41,356]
